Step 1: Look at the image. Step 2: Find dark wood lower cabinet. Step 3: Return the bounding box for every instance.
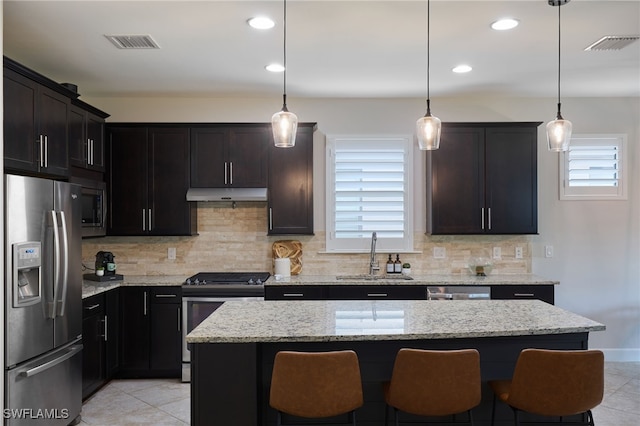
[82,294,106,400]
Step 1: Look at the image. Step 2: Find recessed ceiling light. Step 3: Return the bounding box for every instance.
[248,17,275,30]
[266,63,285,73]
[452,65,473,73]
[491,18,519,31]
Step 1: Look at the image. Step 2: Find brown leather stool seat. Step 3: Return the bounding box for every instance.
[383,348,481,425]
[489,349,604,426]
[269,350,364,425]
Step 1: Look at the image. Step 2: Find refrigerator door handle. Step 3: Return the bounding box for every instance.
[49,210,60,319]
[20,344,83,378]
[57,211,69,317]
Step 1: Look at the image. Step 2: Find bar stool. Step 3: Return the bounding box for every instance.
[269,350,364,425]
[489,349,604,426]
[383,348,481,425]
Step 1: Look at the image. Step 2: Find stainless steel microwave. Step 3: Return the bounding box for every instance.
[70,177,107,238]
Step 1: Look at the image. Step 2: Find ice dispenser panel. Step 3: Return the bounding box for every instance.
[13,242,42,307]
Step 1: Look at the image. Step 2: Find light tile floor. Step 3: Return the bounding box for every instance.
[80,362,639,425]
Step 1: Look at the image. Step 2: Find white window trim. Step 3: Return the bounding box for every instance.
[559,134,628,201]
[325,134,414,253]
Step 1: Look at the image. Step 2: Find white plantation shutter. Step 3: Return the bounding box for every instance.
[326,136,413,252]
[560,135,627,200]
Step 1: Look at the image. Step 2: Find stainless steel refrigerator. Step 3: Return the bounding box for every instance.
[4,174,83,425]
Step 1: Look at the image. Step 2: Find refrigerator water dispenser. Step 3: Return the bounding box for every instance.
[12,242,42,307]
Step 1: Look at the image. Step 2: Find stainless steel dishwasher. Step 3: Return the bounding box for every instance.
[427,286,491,300]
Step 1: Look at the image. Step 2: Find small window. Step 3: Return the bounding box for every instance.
[559,134,627,200]
[326,135,413,252]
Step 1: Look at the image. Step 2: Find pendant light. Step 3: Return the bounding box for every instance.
[546,0,572,152]
[416,0,441,150]
[271,0,298,148]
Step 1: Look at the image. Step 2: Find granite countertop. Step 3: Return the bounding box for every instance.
[186,299,604,344]
[264,273,559,286]
[81,275,186,299]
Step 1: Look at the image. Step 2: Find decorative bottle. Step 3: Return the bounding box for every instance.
[394,254,402,273]
[386,255,394,274]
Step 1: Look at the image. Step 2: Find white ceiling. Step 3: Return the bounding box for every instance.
[3,1,639,99]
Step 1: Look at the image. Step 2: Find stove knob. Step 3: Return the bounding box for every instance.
[202,279,207,285]
[194,278,200,285]
[185,278,191,285]
[256,279,263,284]
[248,278,255,285]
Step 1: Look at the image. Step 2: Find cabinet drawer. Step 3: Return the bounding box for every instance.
[491,285,554,304]
[327,285,427,300]
[265,286,325,300]
[150,287,182,303]
[82,294,105,318]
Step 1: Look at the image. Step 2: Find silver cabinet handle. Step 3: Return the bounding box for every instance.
[513,293,535,297]
[481,208,485,230]
[224,162,228,185]
[283,293,304,297]
[488,207,492,230]
[103,315,108,342]
[177,307,181,332]
[87,139,92,165]
[155,294,177,298]
[44,135,48,168]
[39,135,45,167]
[148,209,152,231]
[143,291,148,316]
[142,209,146,231]
[230,162,233,185]
[269,208,273,230]
[85,304,100,310]
[367,293,388,297]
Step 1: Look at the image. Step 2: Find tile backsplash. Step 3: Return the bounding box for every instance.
[82,204,531,277]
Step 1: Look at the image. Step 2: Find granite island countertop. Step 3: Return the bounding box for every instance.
[264,273,558,286]
[187,299,604,344]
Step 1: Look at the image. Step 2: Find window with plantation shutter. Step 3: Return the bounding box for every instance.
[560,134,627,200]
[326,135,413,252]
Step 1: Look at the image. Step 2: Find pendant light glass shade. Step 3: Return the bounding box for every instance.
[416,101,441,150]
[417,0,440,151]
[272,0,297,148]
[546,0,572,152]
[272,101,298,148]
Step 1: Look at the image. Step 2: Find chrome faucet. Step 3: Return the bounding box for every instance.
[369,232,380,276]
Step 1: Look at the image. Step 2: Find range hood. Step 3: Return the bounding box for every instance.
[186,187,268,202]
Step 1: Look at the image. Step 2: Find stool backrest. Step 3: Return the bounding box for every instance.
[506,349,604,417]
[386,348,481,417]
[269,350,363,418]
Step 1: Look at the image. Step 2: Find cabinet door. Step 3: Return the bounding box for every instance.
[485,127,538,234]
[229,127,268,187]
[326,285,427,300]
[428,126,485,234]
[38,86,69,177]
[150,302,182,372]
[119,287,150,374]
[148,127,194,235]
[264,285,325,300]
[68,105,87,168]
[87,112,105,171]
[491,285,554,304]
[190,127,228,187]
[3,69,38,172]
[107,127,149,235]
[82,295,106,400]
[105,288,120,379]
[268,126,314,235]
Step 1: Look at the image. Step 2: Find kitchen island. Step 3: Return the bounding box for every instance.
[187,299,604,426]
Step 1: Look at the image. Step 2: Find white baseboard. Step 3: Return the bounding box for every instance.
[596,348,640,362]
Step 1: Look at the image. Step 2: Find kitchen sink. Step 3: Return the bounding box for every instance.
[336,274,414,281]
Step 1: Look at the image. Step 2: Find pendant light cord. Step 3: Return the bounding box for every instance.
[426,0,432,115]
[282,0,288,110]
[556,3,562,119]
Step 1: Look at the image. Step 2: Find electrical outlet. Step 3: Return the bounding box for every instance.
[515,247,523,259]
[544,245,554,258]
[492,247,501,259]
[168,247,177,260]
[433,247,446,259]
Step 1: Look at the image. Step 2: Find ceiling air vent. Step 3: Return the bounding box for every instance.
[105,34,160,49]
[584,35,639,51]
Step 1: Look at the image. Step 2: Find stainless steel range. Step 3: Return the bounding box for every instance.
[181,272,269,382]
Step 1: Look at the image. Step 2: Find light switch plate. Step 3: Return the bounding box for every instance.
[168,247,177,260]
[433,247,446,259]
[492,247,502,259]
[515,247,523,259]
[544,245,554,258]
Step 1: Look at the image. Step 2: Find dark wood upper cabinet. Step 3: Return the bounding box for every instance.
[268,125,315,235]
[190,125,268,188]
[107,125,196,236]
[3,63,70,177]
[69,100,109,172]
[427,122,540,235]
